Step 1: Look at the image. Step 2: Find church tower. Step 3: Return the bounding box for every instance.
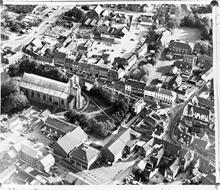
[69,75,83,109]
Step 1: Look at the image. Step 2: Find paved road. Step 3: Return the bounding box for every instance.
[164,81,215,166]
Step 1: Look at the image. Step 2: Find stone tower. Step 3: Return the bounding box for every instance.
[69,75,82,110]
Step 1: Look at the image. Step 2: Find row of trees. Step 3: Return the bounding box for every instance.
[7,58,69,83]
[180,14,212,41]
[64,110,115,137]
[6,5,36,14]
[1,80,29,115]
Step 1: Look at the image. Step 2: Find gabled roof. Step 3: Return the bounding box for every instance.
[173,60,193,71]
[20,143,42,159]
[169,40,194,51]
[196,96,214,109]
[103,127,131,156]
[158,88,176,97]
[94,5,104,15]
[44,116,76,134]
[20,73,70,100]
[126,79,146,89]
[192,106,209,116]
[40,154,55,167]
[57,127,87,155]
[54,51,66,61]
[191,138,208,150]
[69,144,100,165]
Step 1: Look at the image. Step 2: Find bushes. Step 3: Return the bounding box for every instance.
[180,14,212,41]
[6,5,36,14]
[1,80,29,115]
[64,110,115,137]
[7,58,69,83]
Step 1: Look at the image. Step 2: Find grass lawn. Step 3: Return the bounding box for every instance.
[83,100,100,113]
[95,113,110,122]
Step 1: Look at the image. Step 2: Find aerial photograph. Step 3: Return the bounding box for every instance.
[0,3,216,185]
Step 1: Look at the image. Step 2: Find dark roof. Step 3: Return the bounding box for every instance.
[196,96,214,109]
[193,106,209,116]
[189,125,201,134]
[44,116,77,134]
[174,128,192,145]
[158,88,174,97]
[198,157,211,174]
[153,138,181,157]
[191,138,207,150]
[173,60,193,71]
[145,85,156,92]
[169,40,193,51]
[201,174,216,184]
[154,124,164,136]
[144,116,157,127]
[126,79,146,89]
[54,51,66,61]
[69,144,100,166]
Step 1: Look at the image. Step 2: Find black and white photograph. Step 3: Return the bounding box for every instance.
[0,2,218,186]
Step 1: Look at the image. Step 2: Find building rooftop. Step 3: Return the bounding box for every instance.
[44,116,76,134]
[126,79,146,89]
[20,73,70,100]
[56,127,87,155]
[69,144,100,165]
[193,106,209,116]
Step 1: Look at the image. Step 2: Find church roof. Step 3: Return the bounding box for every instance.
[20,73,70,99]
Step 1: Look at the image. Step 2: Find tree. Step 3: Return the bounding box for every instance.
[166,17,178,29]
[64,109,78,123]
[1,80,19,99]
[1,91,29,115]
[7,64,21,77]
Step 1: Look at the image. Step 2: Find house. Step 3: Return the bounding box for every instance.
[133,99,146,114]
[191,138,209,152]
[20,73,83,110]
[6,52,23,65]
[1,115,21,130]
[156,88,177,106]
[169,157,180,179]
[192,106,210,122]
[173,60,193,77]
[42,115,77,138]
[192,96,214,112]
[36,154,55,173]
[182,150,194,171]
[68,144,100,170]
[53,127,88,158]
[107,69,118,82]
[125,79,146,96]
[196,54,212,71]
[101,127,131,163]
[168,40,194,56]
[174,127,193,146]
[20,143,43,166]
[137,43,148,57]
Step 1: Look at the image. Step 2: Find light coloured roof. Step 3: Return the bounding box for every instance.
[20,73,70,99]
[21,143,42,159]
[40,154,55,167]
[57,127,87,154]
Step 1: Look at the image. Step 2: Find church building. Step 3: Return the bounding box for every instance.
[19,73,83,110]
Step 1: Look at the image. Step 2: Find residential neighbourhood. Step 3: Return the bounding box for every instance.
[0,3,216,185]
